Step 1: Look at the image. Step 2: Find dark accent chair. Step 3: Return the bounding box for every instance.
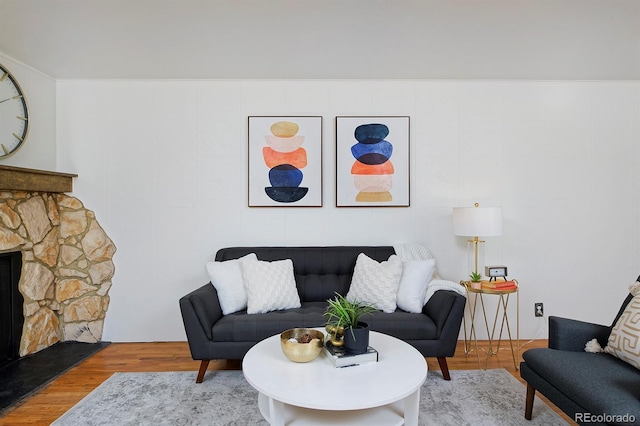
[520,276,640,425]
[180,246,466,383]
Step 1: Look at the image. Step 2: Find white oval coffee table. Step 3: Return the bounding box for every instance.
[243,330,428,426]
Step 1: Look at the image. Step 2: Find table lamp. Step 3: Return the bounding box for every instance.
[453,203,502,276]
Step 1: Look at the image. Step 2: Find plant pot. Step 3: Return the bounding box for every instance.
[343,322,369,355]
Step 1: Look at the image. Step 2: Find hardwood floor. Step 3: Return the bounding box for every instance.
[0,339,574,425]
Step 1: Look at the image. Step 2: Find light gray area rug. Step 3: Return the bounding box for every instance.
[53,369,566,425]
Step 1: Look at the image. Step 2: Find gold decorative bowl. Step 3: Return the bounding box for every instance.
[280,328,325,363]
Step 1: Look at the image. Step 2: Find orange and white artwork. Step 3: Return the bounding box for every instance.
[248,116,323,207]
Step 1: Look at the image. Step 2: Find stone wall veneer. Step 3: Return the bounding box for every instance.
[0,191,116,356]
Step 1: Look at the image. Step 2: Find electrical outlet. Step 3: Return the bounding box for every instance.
[534,303,544,317]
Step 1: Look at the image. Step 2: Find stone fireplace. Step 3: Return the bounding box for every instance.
[0,251,23,367]
[0,166,115,357]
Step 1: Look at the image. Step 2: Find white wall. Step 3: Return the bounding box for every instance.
[56,79,640,342]
[0,54,57,170]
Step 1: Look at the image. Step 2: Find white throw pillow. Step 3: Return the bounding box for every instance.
[242,258,301,314]
[347,253,403,313]
[604,294,640,370]
[396,259,437,313]
[205,253,257,315]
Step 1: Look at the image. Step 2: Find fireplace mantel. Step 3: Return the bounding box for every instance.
[0,165,78,193]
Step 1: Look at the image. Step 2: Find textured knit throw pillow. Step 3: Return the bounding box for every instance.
[205,253,257,315]
[396,259,437,313]
[604,292,640,370]
[242,258,301,314]
[347,253,403,313]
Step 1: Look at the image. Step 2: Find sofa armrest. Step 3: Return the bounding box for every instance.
[423,290,466,353]
[179,283,223,358]
[548,316,610,351]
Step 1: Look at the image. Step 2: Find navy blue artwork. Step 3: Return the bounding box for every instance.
[264,187,309,203]
[355,153,389,165]
[269,164,303,187]
[351,140,392,164]
[354,123,389,144]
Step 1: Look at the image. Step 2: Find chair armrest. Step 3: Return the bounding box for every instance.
[179,283,223,358]
[548,316,610,351]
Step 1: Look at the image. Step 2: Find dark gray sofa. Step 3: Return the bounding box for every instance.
[520,285,640,425]
[180,246,466,383]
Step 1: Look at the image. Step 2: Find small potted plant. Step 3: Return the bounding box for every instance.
[324,293,377,354]
[469,271,482,289]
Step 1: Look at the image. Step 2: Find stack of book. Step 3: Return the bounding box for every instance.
[480,279,518,291]
[323,342,379,367]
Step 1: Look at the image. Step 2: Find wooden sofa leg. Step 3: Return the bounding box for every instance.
[196,360,210,383]
[525,383,535,420]
[437,357,451,380]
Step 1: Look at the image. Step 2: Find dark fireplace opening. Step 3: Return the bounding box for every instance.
[0,252,23,368]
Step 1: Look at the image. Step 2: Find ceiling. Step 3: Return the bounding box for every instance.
[1,0,639,80]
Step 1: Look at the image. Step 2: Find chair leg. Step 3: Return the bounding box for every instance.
[196,360,210,383]
[437,357,451,380]
[525,382,535,420]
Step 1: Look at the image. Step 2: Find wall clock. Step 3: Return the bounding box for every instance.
[0,63,29,159]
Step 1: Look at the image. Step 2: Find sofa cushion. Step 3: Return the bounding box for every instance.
[396,259,436,313]
[212,302,328,342]
[242,258,301,314]
[605,294,640,370]
[522,348,640,418]
[211,301,439,344]
[367,310,438,340]
[205,253,257,315]
[347,253,403,313]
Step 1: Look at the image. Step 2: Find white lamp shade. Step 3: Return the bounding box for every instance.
[453,206,502,237]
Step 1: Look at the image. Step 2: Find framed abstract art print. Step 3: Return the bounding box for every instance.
[335,116,410,207]
[248,116,323,207]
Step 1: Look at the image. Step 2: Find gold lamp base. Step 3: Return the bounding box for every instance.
[468,236,485,276]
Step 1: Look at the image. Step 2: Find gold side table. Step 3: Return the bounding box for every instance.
[461,280,520,370]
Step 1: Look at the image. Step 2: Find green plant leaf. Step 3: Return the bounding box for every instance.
[323,293,377,339]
